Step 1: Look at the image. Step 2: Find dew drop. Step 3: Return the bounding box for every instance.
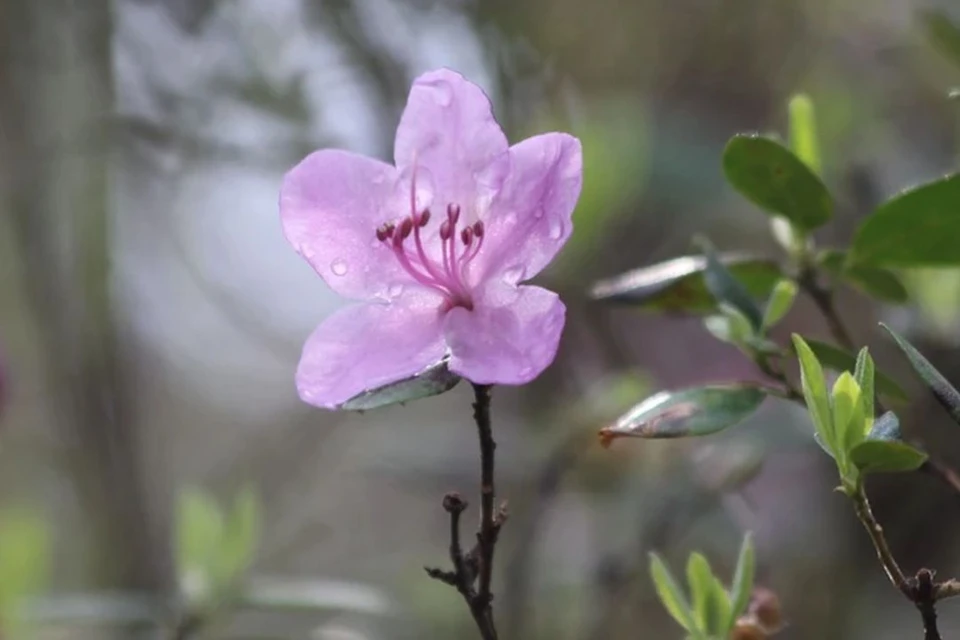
[503,265,524,283]
[388,283,404,298]
[548,219,564,240]
[331,259,348,276]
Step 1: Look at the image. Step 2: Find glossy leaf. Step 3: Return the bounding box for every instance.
[341,358,461,411]
[704,306,754,348]
[850,174,960,267]
[590,254,782,313]
[792,335,835,454]
[922,10,960,70]
[699,239,764,330]
[833,372,865,454]
[762,279,798,330]
[650,553,697,632]
[818,249,909,304]
[789,338,908,401]
[722,134,833,230]
[867,411,902,442]
[881,323,960,425]
[598,384,768,445]
[727,533,755,629]
[854,348,875,432]
[789,93,821,174]
[850,440,928,474]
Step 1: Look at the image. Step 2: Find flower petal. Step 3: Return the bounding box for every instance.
[444,284,566,385]
[296,296,447,409]
[394,68,509,209]
[476,133,583,284]
[280,149,410,301]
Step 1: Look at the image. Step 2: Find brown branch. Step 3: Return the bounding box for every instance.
[914,569,942,640]
[425,384,501,640]
[851,487,909,595]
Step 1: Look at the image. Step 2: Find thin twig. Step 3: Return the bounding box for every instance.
[799,269,856,351]
[425,385,501,640]
[851,486,910,596]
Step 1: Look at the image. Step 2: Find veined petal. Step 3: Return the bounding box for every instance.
[444,284,566,385]
[394,68,509,210]
[476,133,582,284]
[296,295,447,409]
[280,149,411,301]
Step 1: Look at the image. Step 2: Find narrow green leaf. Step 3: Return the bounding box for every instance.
[921,10,960,70]
[789,338,908,401]
[599,384,768,445]
[699,239,764,331]
[650,553,697,632]
[854,348,876,432]
[687,553,715,632]
[341,358,460,410]
[867,411,902,442]
[176,488,224,596]
[728,533,755,629]
[881,323,960,426]
[215,487,262,591]
[722,134,833,230]
[590,254,782,313]
[850,440,928,474]
[789,93,821,175]
[832,372,865,454]
[791,335,836,454]
[706,574,733,637]
[850,175,960,267]
[762,279,798,330]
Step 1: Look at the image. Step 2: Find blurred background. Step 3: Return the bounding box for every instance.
[3,0,960,638]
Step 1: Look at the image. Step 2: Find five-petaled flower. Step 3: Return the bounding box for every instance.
[280,68,583,409]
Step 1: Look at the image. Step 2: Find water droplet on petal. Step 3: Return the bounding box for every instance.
[548,219,564,240]
[503,265,524,284]
[388,283,404,298]
[331,259,348,276]
[433,80,453,107]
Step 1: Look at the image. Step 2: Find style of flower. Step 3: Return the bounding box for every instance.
[280,68,583,409]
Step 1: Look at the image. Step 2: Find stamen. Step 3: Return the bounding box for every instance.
[461,227,473,246]
[447,203,460,225]
[418,209,431,227]
[397,217,413,240]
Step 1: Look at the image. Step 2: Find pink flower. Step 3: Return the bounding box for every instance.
[280,68,582,409]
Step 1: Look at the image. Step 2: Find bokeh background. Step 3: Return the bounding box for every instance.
[3,0,960,638]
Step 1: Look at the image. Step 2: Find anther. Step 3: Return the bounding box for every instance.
[398,217,413,240]
[376,223,395,243]
[461,227,474,246]
[439,219,453,241]
[447,203,461,224]
[473,221,484,238]
[418,209,431,227]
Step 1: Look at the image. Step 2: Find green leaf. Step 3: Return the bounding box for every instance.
[791,335,836,455]
[832,372,865,455]
[727,533,755,629]
[788,93,821,175]
[687,553,715,633]
[176,488,224,598]
[599,384,768,444]
[850,175,960,267]
[817,249,909,304]
[704,305,755,348]
[789,338,908,401]
[921,10,960,70]
[0,509,50,635]
[762,279,798,330]
[881,323,960,426]
[214,487,262,591]
[650,553,697,632]
[867,411,902,441]
[850,440,928,474]
[854,348,876,433]
[722,134,833,230]
[698,238,764,331]
[590,254,782,313]
[341,358,461,411]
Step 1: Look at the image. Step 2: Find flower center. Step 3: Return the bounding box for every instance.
[376,171,484,311]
